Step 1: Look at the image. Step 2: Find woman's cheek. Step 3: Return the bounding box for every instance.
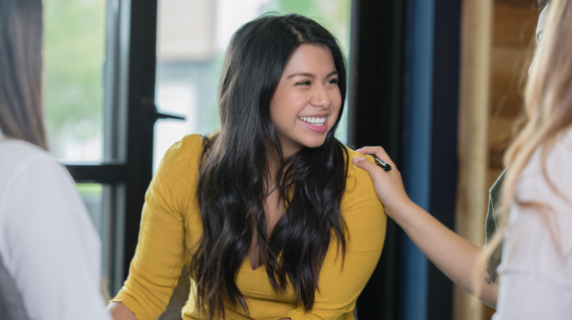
[330,94,342,127]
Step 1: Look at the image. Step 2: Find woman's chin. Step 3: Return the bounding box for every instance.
[301,137,328,149]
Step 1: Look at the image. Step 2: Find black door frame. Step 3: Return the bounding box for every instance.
[66,0,160,293]
[349,1,406,319]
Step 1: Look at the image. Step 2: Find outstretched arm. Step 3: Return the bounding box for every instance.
[353,146,498,308]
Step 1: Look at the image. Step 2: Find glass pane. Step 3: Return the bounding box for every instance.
[45,0,107,162]
[76,183,112,296]
[154,0,351,170]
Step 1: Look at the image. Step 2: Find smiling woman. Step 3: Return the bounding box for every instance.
[108,14,386,320]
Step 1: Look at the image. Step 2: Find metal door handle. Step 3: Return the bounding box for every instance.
[141,97,186,124]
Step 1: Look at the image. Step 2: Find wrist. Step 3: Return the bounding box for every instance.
[383,197,416,222]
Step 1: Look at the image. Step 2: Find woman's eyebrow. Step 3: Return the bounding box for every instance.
[326,71,339,78]
[286,71,338,79]
[287,72,315,79]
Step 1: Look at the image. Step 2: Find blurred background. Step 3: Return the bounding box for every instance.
[44,0,350,164]
[43,0,541,319]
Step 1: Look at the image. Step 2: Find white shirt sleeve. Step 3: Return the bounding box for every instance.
[493,130,572,320]
[0,154,112,320]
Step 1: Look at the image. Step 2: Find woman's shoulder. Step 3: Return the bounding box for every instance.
[0,139,98,257]
[150,134,206,206]
[340,146,384,215]
[0,138,53,167]
[163,134,205,162]
[516,127,572,202]
[0,139,66,192]
[343,146,378,183]
[156,134,205,176]
[512,127,572,234]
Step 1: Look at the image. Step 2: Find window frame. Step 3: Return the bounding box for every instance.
[63,0,160,295]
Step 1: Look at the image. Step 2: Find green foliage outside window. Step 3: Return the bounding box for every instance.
[44,0,106,151]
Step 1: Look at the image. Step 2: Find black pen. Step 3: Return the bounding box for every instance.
[367,154,392,172]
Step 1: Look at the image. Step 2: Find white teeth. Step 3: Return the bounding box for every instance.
[299,116,326,126]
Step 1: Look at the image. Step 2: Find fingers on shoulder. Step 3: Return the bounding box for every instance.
[356,146,386,155]
[348,150,377,171]
[355,146,394,166]
[345,153,383,204]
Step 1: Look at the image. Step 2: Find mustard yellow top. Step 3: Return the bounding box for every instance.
[111,134,386,320]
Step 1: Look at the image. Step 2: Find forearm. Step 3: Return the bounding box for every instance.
[392,201,498,308]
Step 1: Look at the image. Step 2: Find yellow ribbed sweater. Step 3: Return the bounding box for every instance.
[111,134,386,320]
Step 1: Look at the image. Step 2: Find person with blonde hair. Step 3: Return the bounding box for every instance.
[353,0,572,316]
[489,0,572,317]
[0,0,113,319]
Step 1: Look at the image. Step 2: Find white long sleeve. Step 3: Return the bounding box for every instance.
[493,128,572,320]
[0,139,111,320]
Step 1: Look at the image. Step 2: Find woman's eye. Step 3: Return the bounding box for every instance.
[328,79,339,85]
[295,81,311,86]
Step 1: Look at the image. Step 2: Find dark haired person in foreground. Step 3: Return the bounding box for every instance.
[108,14,386,320]
[0,0,113,319]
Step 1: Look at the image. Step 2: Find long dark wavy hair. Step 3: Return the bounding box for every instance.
[190,14,349,319]
[0,0,46,149]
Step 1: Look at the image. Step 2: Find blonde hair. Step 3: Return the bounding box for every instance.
[485,0,572,273]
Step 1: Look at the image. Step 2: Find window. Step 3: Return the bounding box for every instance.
[76,183,113,292]
[44,0,130,294]
[44,0,107,162]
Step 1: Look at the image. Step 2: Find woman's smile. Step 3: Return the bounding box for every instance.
[298,115,328,133]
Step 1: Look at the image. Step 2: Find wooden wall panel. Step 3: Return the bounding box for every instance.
[454,0,492,319]
[493,5,538,47]
[488,4,537,186]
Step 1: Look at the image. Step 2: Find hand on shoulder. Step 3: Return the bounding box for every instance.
[352,146,415,218]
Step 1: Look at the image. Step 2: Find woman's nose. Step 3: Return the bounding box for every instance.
[310,85,331,108]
